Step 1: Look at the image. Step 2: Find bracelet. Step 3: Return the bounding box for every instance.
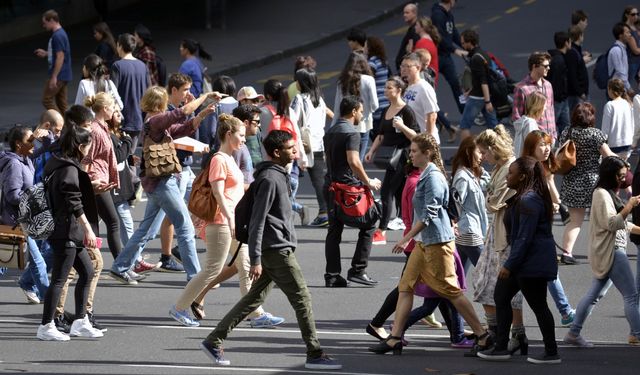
[484,100,491,104]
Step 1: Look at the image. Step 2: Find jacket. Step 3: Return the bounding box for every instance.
[43,154,99,244]
[566,43,589,96]
[413,163,455,245]
[0,151,34,226]
[248,161,297,265]
[452,167,488,241]
[503,191,557,280]
[547,49,568,102]
[110,133,135,204]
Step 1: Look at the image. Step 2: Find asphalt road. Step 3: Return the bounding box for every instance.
[1,1,639,374]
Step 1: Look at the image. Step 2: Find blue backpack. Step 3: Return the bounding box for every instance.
[593,45,623,90]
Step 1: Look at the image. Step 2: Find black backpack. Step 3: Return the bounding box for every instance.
[155,54,167,87]
[234,181,256,244]
[475,53,512,119]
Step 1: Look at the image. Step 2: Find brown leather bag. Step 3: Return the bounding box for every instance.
[0,225,27,270]
[142,131,182,178]
[555,129,577,175]
[188,154,218,222]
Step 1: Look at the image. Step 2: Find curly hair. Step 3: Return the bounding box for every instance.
[475,124,514,163]
[412,133,446,178]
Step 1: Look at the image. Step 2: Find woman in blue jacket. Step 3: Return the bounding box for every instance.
[478,156,560,364]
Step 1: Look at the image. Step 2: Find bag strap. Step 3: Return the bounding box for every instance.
[226,242,242,267]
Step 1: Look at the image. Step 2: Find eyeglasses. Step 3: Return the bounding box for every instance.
[540,64,550,69]
[631,12,639,16]
[250,119,261,125]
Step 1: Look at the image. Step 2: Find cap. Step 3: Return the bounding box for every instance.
[237,86,265,102]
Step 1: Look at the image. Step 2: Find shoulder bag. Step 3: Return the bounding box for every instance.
[0,225,26,270]
[142,122,182,178]
[188,153,219,222]
[555,128,577,175]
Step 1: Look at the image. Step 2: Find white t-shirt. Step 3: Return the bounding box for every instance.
[289,93,327,152]
[403,79,440,143]
[602,98,633,148]
[75,78,123,110]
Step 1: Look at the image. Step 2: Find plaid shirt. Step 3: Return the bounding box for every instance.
[512,75,556,141]
[134,46,159,86]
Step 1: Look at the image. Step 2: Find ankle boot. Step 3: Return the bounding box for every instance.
[507,332,528,355]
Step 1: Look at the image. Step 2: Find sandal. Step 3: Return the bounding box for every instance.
[191,302,206,320]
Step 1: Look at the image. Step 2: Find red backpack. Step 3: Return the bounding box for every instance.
[264,104,297,142]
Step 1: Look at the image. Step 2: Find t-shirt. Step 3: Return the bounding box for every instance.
[74,79,123,110]
[403,79,440,142]
[179,57,204,97]
[111,58,149,132]
[208,152,245,225]
[324,119,360,185]
[379,105,420,147]
[48,28,72,81]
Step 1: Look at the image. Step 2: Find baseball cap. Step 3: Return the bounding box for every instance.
[237,86,265,102]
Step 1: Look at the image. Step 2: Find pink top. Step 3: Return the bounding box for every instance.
[83,120,119,188]
[401,169,421,253]
[209,152,244,225]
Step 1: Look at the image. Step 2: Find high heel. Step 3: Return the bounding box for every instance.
[368,335,403,355]
[366,324,389,341]
[508,332,528,355]
[466,330,495,357]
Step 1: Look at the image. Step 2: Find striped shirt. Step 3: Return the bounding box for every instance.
[368,56,390,118]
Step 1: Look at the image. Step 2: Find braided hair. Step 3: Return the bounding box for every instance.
[412,133,446,178]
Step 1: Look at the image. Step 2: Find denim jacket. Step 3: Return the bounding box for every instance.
[452,167,488,239]
[413,163,455,245]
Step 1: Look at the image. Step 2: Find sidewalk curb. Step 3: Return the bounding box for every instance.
[212,2,414,78]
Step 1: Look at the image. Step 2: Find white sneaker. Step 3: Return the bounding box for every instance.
[37,321,70,341]
[22,288,40,304]
[70,316,104,338]
[387,217,406,231]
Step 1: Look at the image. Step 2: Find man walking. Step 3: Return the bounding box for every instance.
[401,53,440,142]
[608,22,633,94]
[394,2,420,71]
[324,96,381,288]
[34,10,71,114]
[547,31,572,136]
[200,130,341,370]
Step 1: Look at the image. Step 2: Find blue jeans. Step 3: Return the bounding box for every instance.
[290,174,302,213]
[115,201,135,246]
[359,131,369,161]
[438,54,464,113]
[406,298,465,343]
[456,244,483,276]
[570,248,640,338]
[18,237,50,299]
[111,176,201,279]
[179,166,195,201]
[547,274,572,316]
[554,100,571,137]
[459,97,498,130]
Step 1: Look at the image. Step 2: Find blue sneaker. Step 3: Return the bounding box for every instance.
[561,310,575,327]
[159,255,185,273]
[250,312,285,328]
[308,215,329,227]
[200,340,231,366]
[169,305,200,327]
[305,353,342,370]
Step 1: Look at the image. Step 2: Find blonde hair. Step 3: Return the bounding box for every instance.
[416,17,441,45]
[414,48,432,68]
[412,133,446,177]
[84,92,114,114]
[216,113,243,143]
[524,91,546,120]
[140,86,169,113]
[476,124,513,162]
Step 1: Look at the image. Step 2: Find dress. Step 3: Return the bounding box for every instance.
[559,127,607,208]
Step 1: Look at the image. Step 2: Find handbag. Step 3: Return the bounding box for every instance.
[555,128,576,175]
[142,124,182,178]
[0,224,27,270]
[373,146,405,170]
[188,154,219,222]
[329,182,380,229]
[297,99,313,154]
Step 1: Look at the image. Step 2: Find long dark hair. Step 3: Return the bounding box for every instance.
[181,38,212,61]
[451,136,482,179]
[263,79,289,116]
[511,156,553,222]
[596,156,629,213]
[93,22,116,53]
[83,54,109,93]
[337,52,372,97]
[294,68,321,107]
[59,121,92,161]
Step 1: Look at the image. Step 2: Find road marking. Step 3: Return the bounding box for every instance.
[256,70,339,85]
[487,15,502,23]
[523,0,536,4]
[122,363,392,375]
[317,70,340,80]
[386,26,408,36]
[505,6,519,14]
[456,23,466,28]
[256,74,292,84]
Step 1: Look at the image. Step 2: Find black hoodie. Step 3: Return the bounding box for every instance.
[248,161,297,265]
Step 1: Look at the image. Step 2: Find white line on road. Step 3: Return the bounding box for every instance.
[122,363,392,375]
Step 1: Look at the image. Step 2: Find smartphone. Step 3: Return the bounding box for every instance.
[201,93,229,108]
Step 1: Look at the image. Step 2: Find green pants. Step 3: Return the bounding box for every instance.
[205,248,323,358]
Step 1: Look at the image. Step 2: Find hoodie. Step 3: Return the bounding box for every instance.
[0,151,34,226]
[431,2,461,55]
[248,161,296,265]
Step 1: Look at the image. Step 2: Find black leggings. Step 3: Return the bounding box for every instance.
[494,275,558,354]
[95,191,122,259]
[379,165,406,230]
[41,241,94,325]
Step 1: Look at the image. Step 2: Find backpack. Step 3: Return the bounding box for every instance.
[188,154,219,222]
[155,54,167,87]
[475,53,513,119]
[264,104,296,140]
[17,173,55,240]
[593,44,622,90]
[234,181,256,244]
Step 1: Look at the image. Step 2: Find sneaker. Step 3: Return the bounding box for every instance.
[305,353,342,370]
[387,217,406,231]
[87,312,107,333]
[561,310,575,327]
[37,321,70,341]
[22,288,40,304]
[308,215,329,227]
[324,273,348,288]
[527,352,562,364]
[134,259,161,274]
[372,229,386,245]
[171,246,183,264]
[250,312,285,328]
[169,305,200,327]
[200,340,231,366]
[54,314,71,333]
[69,315,104,338]
[421,314,443,328]
[474,114,486,127]
[109,270,138,285]
[560,254,579,265]
[477,348,511,361]
[298,205,311,226]
[563,332,594,348]
[451,337,475,348]
[159,255,185,273]
[628,335,640,345]
[126,269,146,281]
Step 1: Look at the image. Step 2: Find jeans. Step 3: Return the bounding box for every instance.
[205,248,323,359]
[18,237,50,299]
[455,244,483,276]
[379,165,406,230]
[112,175,201,279]
[179,166,195,201]
[570,248,640,338]
[306,152,327,214]
[359,131,369,161]
[494,275,557,354]
[405,298,464,343]
[567,95,586,113]
[290,174,302,213]
[115,201,134,246]
[637,244,640,295]
[460,97,498,130]
[438,54,464,114]
[437,111,454,131]
[547,274,572,316]
[554,100,571,137]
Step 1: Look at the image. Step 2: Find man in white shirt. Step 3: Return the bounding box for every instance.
[400,53,440,143]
